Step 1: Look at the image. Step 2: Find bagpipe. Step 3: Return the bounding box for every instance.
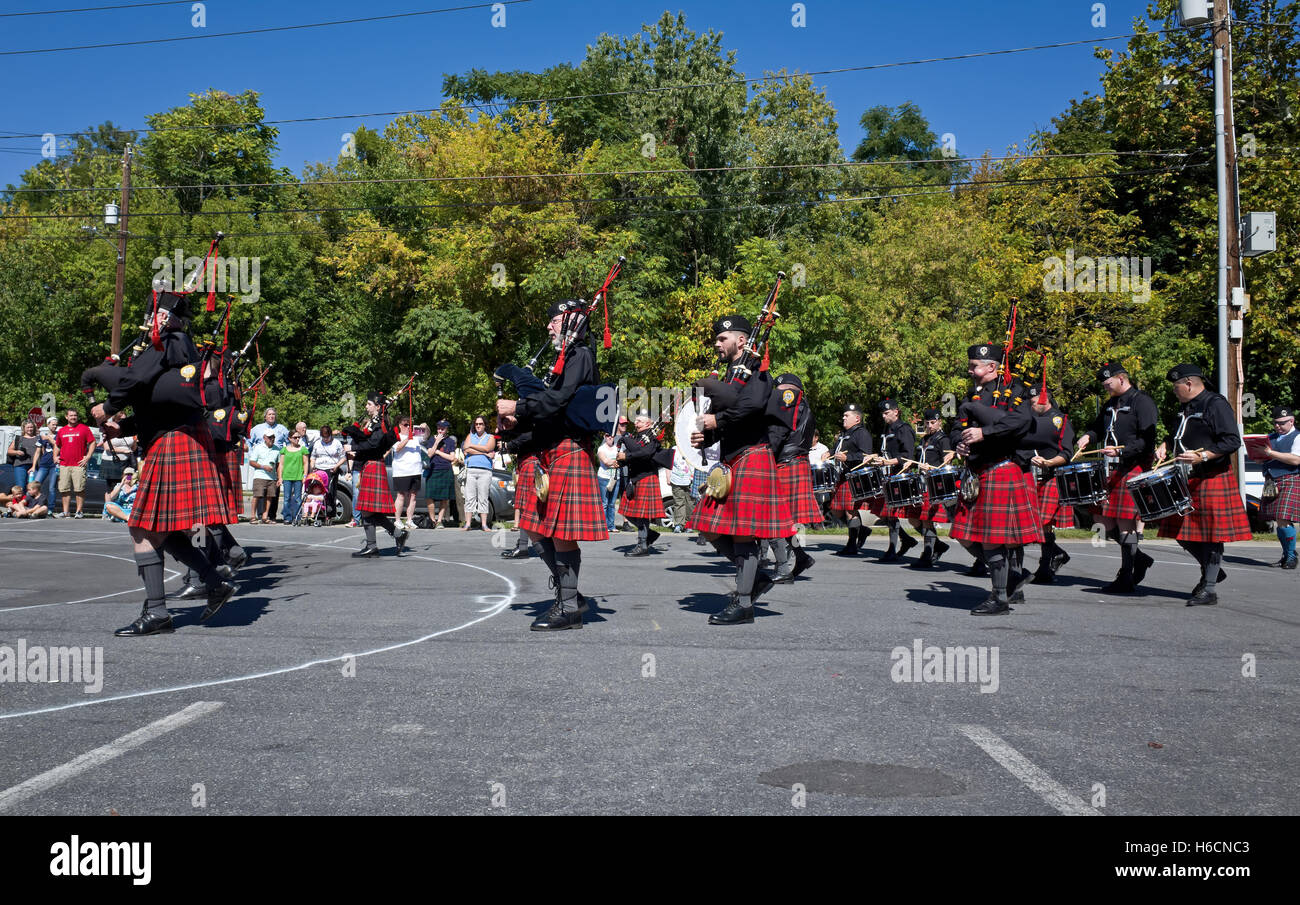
[346,374,418,442]
[695,271,784,500]
[492,256,625,438]
[616,413,676,500]
[694,271,784,416]
[957,298,1039,430]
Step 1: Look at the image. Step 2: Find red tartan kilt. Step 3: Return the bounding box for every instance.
[516,438,607,541]
[1157,469,1253,542]
[829,478,860,512]
[512,454,537,510]
[129,424,232,532]
[222,446,243,522]
[1262,473,1300,523]
[619,472,665,520]
[1093,463,1144,520]
[776,458,823,525]
[687,445,794,538]
[1035,473,1074,529]
[354,460,393,514]
[951,463,1044,546]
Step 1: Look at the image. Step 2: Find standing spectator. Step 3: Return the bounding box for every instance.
[6,420,40,491]
[249,408,290,449]
[308,424,347,521]
[104,467,138,523]
[278,431,309,524]
[294,420,308,440]
[249,431,281,523]
[10,482,49,519]
[461,416,495,530]
[669,444,695,533]
[34,418,57,492]
[596,430,621,532]
[250,409,290,521]
[53,409,96,519]
[808,429,829,466]
[424,420,457,527]
[390,416,426,532]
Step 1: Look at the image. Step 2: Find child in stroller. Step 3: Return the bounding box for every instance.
[297,470,330,526]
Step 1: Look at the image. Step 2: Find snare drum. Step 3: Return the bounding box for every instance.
[848,465,885,500]
[884,473,925,509]
[811,462,839,498]
[1055,461,1108,506]
[1126,464,1193,522]
[925,465,961,505]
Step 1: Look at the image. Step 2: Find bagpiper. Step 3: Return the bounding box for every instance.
[618,407,673,557]
[1022,384,1075,584]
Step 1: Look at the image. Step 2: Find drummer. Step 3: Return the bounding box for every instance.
[871,399,919,562]
[1260,405,1298,569]
[1076,362,1159,594]
[906,408,956,569]
[829,403,874,556]
[1153,364,1253,606]
[1023,384,1075,584]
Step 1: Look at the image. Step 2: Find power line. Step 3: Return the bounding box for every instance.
[0,26,1176,136]
[0,161,1211,228]
[0,148,1206,195]
[0,1,192,16]
[0,1,533,57]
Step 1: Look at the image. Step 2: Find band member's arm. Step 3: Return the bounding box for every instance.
[1181,394,1243,463]
[898,424,916,462]
[978,401,1032,440]
[1045,417,1075,467]
[513,346,593,426]
[1131,394,1160,459]
[1267,445,1300,466]
[713,372,769,430]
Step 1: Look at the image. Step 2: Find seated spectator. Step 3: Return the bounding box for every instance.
[104,467,138,523]
[11,482,49,519]
[1,484,23,516]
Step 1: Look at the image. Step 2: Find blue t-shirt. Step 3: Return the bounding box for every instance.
[35,436,55,469]
[465,432,492,470]
[428,435,456,471]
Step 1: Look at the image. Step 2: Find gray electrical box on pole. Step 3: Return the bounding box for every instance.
[1242,212,1276,257]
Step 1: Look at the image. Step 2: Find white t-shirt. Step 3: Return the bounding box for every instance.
[808,442,829,467]
[390,439,425,478]
[311,437,345,471]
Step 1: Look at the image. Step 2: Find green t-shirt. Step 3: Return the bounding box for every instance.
[280,445,307,481]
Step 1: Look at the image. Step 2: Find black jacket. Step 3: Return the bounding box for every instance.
[105,330,205,453]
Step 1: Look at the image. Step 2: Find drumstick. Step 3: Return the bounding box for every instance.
[898,457,931,471]
[1070,445,1125,462]
[1153,447,1205,469]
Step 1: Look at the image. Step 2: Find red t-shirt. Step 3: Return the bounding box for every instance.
[55,423,95,465]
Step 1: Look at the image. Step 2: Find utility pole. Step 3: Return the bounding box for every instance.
[110,143,132,356]
[1211,0,1247,499]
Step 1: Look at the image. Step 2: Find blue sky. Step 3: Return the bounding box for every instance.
[0,0,1165,186]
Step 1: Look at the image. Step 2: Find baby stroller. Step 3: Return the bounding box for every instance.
[295,470,330,527]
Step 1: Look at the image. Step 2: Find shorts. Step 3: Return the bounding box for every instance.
[393,474,420,494]
[57,465,87,493]
[252,478,279,499]
[426,468,454,501]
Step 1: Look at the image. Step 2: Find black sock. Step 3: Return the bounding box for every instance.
[161,533,218,589]
[1118,532,1138,574]
[986,545,1010,602]
[514,530,529,552]
[1203,544,1223,591]
[536,537,557,574]
[888,520,899,549]
[134,547,167,616]
[364,524,377,547]
[554,549,581,606]
[733,541,759,604]
[636,519,648,546]
[1010,546,1023,575]
[711,535,736,561]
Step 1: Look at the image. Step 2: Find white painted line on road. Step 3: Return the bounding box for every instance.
[0,555,517,720]
[1068,551,1199,568]
[956,724,1101,816]
[0,701,223,812]
[0,547,180,613]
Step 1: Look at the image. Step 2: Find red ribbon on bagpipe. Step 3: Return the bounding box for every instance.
[549,256,624,382]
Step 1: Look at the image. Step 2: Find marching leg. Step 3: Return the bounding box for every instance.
[161,533,236,621]
[711,540,758,625]
[971,544,1012,615]
[117,546,174,636]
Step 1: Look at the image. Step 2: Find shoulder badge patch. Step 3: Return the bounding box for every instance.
[214,408,227,422]
[180,364,197,380]
[781,389,795,406]
[1052,415,1063,429]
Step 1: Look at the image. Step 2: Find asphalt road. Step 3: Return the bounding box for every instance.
[0,519,1295,815]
